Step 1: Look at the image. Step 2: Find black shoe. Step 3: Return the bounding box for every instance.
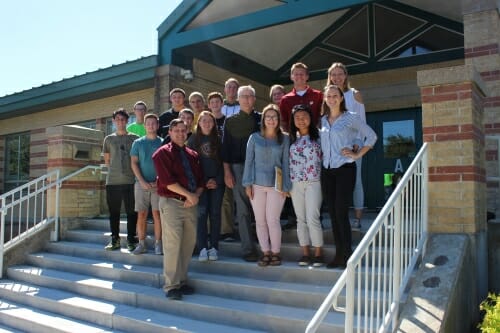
[243,252,259,262]
[326,259,346,269]
[312,256,325,267]
[179,284,195,295]
[166,288,182,300]
[298,255,311,266]
[220,233,235,242]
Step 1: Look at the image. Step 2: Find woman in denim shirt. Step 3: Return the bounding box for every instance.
[320,85,377,269]
[243,104,291,266]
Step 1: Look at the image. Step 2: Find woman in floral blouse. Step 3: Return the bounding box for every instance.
[289,104,324,267]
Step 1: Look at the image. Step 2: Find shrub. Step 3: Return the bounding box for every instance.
[478,293,500,333]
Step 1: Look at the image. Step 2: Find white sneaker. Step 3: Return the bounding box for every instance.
[155,240,163,255]
[132,242,147,255]
[208,247,218,261]
[199,248,208,262]
[351,219,361,231]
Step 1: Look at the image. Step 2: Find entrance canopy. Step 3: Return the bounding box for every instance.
[158,0,464,85]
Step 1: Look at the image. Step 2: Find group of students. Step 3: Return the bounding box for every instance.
[101,61,377,300]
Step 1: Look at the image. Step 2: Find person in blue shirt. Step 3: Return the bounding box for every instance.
[130,113,164,255]
[243,104,291,266]
[320,84,377,268]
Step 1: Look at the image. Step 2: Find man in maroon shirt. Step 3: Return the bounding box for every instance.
[279,62,323,131]
[152,119,204,300]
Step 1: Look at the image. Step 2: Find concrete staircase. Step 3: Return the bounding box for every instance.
[0,218,364,333]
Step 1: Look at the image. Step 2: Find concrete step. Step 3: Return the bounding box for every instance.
[64,228,344,261]
[25,252,331,309]
[0,280,263,333]
[43,240,343,285]
[5,266,345,333]
[80,219,367,245]
[0,297,123,333]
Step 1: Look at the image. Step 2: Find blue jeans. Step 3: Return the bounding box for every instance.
[197,185,225,250]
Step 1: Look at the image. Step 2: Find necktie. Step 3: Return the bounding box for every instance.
[180,148,196,192]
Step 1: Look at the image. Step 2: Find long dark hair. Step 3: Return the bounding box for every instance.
[192,111,221,159]
[260,104,284,144]
[321,84,347,117]
[289,104,319,144]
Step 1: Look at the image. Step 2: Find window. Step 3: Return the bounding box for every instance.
[105,115,136,136]
[72,120,97,129]
[4,132,30,191]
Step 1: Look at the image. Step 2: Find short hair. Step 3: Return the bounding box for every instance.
[133,101,147,111]
[169,88,186,97]
[207,91,224,103]
[179,108,194,119]
[269,84,285,100]
[169,118,186,129]
[237,85,256,98]
[225,77,240,88]
[189,91,205,103]
[144,113,158,122]
[112,108,129,119]
[291,62,309,74]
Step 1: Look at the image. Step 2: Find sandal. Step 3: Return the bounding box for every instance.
[270,254,282,266]
[258,254,271,267]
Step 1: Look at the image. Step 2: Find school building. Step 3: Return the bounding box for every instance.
[0,0,498,291]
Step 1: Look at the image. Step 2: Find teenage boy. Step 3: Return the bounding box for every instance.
[207,91,233,240]
[126,101,147,137]
[279,62,323,131]
[152,119,204,300]
[102,108,139,251]
[130,113,163,255]
[159,88,186,138]
[222,85,261,261]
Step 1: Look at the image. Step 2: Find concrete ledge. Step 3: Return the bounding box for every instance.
[417,64,488,96]
[397,234,478,333]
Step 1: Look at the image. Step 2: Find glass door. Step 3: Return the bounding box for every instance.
[364,108,422,209]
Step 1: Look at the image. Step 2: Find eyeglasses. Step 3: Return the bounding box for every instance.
[238,94,255,99]
[265,115,278,120]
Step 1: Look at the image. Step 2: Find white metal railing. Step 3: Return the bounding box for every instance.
[0,169,60,277]
[306,143,428,333]
[0,165,101,278]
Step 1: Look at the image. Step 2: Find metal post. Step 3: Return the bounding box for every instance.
[54,169,60,242]
[0,197,5,278]
[392,196,402,331]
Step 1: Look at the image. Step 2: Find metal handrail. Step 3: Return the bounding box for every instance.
[0,165,102,278]
[306,143,428,333]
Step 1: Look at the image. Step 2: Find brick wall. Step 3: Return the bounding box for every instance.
[418,65,487,233]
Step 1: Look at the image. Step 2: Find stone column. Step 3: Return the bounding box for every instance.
[417,63,487,305]
[463,0,500,218]
[46,125,104,218]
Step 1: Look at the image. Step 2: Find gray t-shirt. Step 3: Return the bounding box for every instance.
[102,132,139,185]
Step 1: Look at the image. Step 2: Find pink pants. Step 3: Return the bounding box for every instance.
[250,185,286,254]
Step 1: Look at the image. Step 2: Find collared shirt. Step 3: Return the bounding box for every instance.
[221,110,260,164]
[320,112,377,169]
[221,100,240,118]
[279,86,323,130]
[152,142,204,198]
[242,133,291,192]
[289,135,322,182]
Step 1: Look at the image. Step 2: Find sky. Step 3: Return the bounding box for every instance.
[0,0,183,98]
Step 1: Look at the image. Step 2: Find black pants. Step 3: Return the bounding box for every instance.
[106,184,137,242]
[321,163,356,260]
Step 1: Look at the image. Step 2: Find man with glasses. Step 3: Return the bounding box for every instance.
[221,85,261,262]
[102,108,139,251]
[126,101,148,137]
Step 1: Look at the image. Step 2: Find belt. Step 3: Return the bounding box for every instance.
[168,195,186,202]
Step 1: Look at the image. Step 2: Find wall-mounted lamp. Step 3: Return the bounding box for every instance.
[180,69,194,82]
